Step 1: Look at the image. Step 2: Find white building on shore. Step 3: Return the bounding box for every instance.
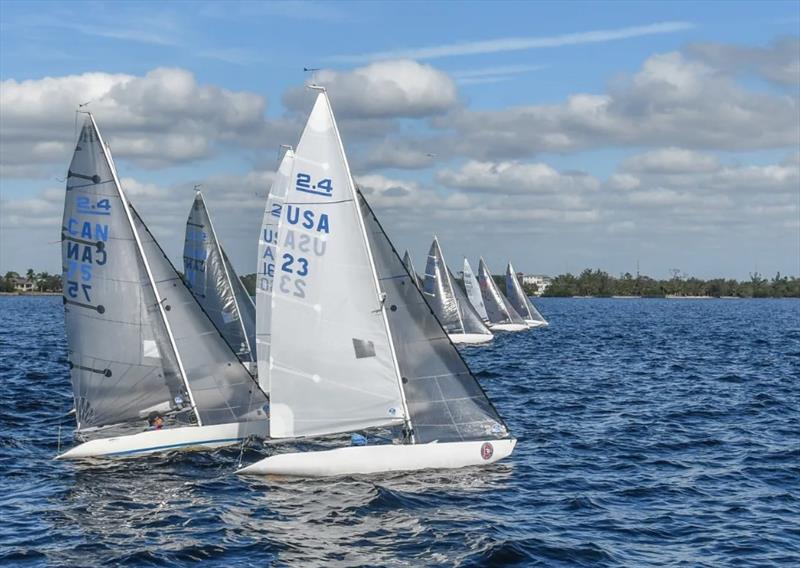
[521,274,552,296]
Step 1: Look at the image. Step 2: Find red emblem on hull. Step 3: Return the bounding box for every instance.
[481,442,494,460]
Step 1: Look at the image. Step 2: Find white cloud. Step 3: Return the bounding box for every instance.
[437,160,600,194]
[622,148,720,174]
[283,60,458,119]
[686,37,800,87]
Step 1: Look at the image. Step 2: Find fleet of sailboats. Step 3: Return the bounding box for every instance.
[57,90,549,476]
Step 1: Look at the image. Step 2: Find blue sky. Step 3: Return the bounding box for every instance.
[1,0,798,279]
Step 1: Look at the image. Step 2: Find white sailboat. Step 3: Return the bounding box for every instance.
[506,262,548,328]
[422,237,493,345]
[476,258,528,332]
[184,190,257,370]
[237,90,515,477]
[402,250,424,290]
[463,258,490,324]
[57,115,268,459]
[255,146,295,394]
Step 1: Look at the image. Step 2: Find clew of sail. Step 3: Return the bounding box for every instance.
[463,259,489,322]
[62,117,187,431]
[506,262,548,326]
[477,258,526,326]
[422,237,464,334]
[183,192,256,364]
[255,148,295,393]
[359,194,509,443]
[268,91,406,438]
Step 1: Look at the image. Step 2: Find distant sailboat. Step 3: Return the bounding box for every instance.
[505,262,548,327]
[256,147,295,394]
[422,237,492,345]
[183,190,257,370]
[476,258,528,331]
[237,90,514,477]
[463,258,490,323]
[402,250,424,289]
[57,115,268,459]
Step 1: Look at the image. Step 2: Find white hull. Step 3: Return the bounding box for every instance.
[236,438,516,478]
[448,332,493,345]
[489,323,528,332]
[55,420,268,460]
[525,320,548,328]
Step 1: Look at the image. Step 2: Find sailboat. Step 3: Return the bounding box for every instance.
[256,146,295,394]
[476,258,528,332]
[57,115,269,459]
[506,262,548,327]
[422,237,493,345]
[463,258,490,324]
[183,190,257,371]
[402,250,424,289]
[237,89,515,477]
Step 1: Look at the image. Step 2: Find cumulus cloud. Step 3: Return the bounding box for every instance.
[0,67,271,175]
[685,37,800,87]
[282,60,458,119]
[437,160,600,194]
[622,148,720,174]
[434,50,799,159]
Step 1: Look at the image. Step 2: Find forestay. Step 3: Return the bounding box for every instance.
[255,148,294,393]
[132,207,268,426]
[463,259,489,322]
[477,258,526,326]
[422,237,464,334]
[62,117,187,431]
[183,192,256,364]
[506,262,548,325]
[268,92,405,438]
[359,194,509,443]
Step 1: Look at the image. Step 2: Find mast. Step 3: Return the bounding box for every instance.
[317,87,415,443]
[89,114,202,426]
[198,190,255,359]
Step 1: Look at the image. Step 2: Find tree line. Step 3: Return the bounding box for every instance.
[538,269,800,298]
[0,270,63,293]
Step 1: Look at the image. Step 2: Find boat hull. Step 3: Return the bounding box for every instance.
[448,332,493,345]
[525,320,548,328]
[236,438,516,477]
[489,323,528,332]
[55,420,269,459]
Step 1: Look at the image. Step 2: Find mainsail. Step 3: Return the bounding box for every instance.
[422,237,463,334]
[359,195,507,443]
[449,267,493,337]
[183,191,256,364]
[62,116,267,433]
[256,148,295,393]
[268,91,406,438]
[402,250,423,289]
[506,262,548,326]
[477,258,526,327]
[63,117,187,431]
[463,258,489,322]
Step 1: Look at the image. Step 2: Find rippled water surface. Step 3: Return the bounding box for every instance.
[1,296,798,566]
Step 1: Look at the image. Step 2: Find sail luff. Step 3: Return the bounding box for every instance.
[199,191,255,358]
[322,90,414,440]
[88,114,202,426]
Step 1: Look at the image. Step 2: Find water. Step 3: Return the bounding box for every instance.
[1,296,798,567]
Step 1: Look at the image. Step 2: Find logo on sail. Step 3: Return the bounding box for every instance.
[481,442,494,460]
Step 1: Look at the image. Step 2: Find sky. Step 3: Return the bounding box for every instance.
[1,0,798,280]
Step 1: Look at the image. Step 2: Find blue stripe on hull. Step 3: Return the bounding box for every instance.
[105,437,243,457]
